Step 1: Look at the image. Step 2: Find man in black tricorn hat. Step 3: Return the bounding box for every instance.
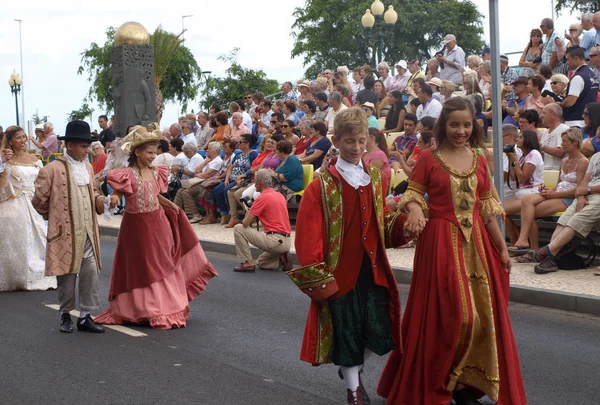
[33,120,118,334]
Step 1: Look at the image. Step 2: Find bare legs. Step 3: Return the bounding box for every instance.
[513,195,567,250]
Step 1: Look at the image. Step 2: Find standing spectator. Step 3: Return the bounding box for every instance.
[325,92,349,133]
[437,34,465,87]
[388,60,411,93]
[560,46,600,128]
[539,18,560,71]
[540,103,570,169]
[502,76,529,127]
[589,46,600,80]
[416,84,443,121]
[195,112,214,150]
[383,90,407,133]
[537,64,554,92]
[233,169,293,272]
[29,122,58,158]
[181,120,197,146]
[244,92,257,115]
[230,112,251,142]
[354,75,379,110]
[377,62,393,89]
[97,115,115,148]
[519,29,544,77]
[501,54,520,102]
[579,12,596,58]
[281,81,298,101]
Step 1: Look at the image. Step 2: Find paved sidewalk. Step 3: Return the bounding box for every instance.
[98,215,600,316]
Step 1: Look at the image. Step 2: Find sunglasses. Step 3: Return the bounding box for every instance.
[591,53,600,57]
[363,108,371,112]
[281,125,290,128]
[550,81,558,85]
[244,96,253,99]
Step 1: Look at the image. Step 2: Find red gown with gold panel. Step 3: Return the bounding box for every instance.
[377,149,527,405]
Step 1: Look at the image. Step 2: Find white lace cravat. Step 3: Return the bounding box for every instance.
[65,153,90,186]
[335,157,371,189]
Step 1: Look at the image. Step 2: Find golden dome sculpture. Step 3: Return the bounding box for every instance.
[114,22,150,46]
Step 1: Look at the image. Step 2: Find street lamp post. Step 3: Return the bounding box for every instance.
[200,70,212,109]
[361,1,398,66]
[14,19,25,128]
[181,15,193,41]
[8,70,22,126]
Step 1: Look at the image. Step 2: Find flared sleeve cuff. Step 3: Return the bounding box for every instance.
[397,181,429,217]
[155,164,169,193]
[107,168,134,196]
[286,262,339,302]
[384,212,410,249]
[480,190,504,218]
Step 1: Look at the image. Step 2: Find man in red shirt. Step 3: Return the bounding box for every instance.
[233,169,292,272]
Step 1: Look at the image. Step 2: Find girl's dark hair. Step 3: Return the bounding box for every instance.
[241,133,258,148]
[2,126,24,150]
[520,129,541,153]
[302,100,317,114]
[420,132,433,145]
[284,119,295,129]
[368,128,389,156]
[125,125,135,135]
[276,140,294,154]
[433,97,484,148]
[128,141,159,167]
[158,139,169,154]
[284,100,297,113]
[519,109,540,126]
[170,137,184,151]
[409,98,421,108]
[420,116,436,131]
[385,90,406,131]
[223,140,238,152]
[583,103,600,137]
[312,121,328,137]
[216,111,229,126]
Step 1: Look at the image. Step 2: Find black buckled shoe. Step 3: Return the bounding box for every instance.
[77,314,105,333]
[60,313,74,333]
[453,389,481,405]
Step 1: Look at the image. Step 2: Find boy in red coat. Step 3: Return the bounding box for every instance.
[288,107,414,404]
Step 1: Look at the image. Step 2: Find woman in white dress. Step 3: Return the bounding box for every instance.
[0,126,56,291]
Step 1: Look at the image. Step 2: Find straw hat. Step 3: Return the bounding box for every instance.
[121,125,161,153]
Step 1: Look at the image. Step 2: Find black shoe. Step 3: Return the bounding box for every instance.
[60,313,74,333]
[77,314,105,333]
[452,389,481,405]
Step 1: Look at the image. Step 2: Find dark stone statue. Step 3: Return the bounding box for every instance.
[111,44,156,138]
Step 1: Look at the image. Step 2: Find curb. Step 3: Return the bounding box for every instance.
[100,226,600,317]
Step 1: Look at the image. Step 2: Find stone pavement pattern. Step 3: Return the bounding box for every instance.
[98,216,600,298]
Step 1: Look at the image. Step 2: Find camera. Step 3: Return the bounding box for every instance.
[541,89,563,102]
[503,144,515,154]
[239,196,253,209]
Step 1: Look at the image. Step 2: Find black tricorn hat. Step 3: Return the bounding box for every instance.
[58,120,93,142]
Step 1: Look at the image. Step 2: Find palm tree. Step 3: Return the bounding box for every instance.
[150,27,183,123]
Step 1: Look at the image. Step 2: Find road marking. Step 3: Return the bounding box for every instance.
[45,304,147,337]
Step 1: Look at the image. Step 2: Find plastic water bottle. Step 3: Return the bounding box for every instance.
[104,196,113,222]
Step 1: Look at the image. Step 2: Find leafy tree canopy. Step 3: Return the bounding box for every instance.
[67,102,94,122]
[291,0,484,78]
[555,0,599,14]
[201,48,280,110]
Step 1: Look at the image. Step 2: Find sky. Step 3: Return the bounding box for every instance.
[0,0,580,135]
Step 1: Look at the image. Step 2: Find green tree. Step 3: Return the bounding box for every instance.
[291,0,484,78]
[67,102,94,122]
[555,0,599,13]
[201,48,280,110]
[31,112,44,125]
[77,26,202,123]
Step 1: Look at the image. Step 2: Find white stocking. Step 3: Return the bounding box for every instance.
[340,365,361,392]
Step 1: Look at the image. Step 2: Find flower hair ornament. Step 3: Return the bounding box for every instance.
[121,126,161,153]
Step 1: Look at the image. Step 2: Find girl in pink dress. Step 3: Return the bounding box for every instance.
[95,127,217,329]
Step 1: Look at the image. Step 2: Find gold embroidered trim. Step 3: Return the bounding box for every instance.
[432,149,479,178]
[407,180,426,195]
[480,190,493,200]
[463,364,501,383]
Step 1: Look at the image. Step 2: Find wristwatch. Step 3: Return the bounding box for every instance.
[588,186,592,195]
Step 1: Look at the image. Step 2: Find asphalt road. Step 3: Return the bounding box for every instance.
[1,236,599,405]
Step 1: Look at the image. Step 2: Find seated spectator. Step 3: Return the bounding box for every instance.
[313,93,330,122]
[354,75,379,110]
[325,91,348,133]
[298,121,331,171]
[533,146,600,274]
[197,140,237,225]
[268,112,285,137]
[523,75,546,114]
[439,81,456,104]
[174,142,222,223]
[478,61,492,100]
[362,102,380,129]
[295,121,315,155]
[281,119,300,145]
[181,120,197,146]
[240,134,285,204]
[300,100,317,122]
[540,103,569,169]
[283,100,300,126]
[537,64,553,92]
[91,141,108,175]
[501,124,523,201]
[382,90,406,133]
[467,93,488,134]
[389,113,418,166]
[502,76,529,127]
[177,142,204,180]
[426,58,440,81]
[503,130,544,244]
[297,80,312,103]
[416,84,443,120]
[195,112,214,150]
[215,134,258,227]
[152,139,174,168]
[517,110,541,139]
[335,84,353,108]
[255,99,273,135]
[208,111,232,143]
[408,98,421,114]
[229,101,253,129]
[463,75,485,100]
[364,128,391,186]
[509,128,588,256]
[377,61,393,89]
[581,103,600,151]
[408,116,436,163]
[233,169,293,273]
[333,71,354,100]
[271,140,305,198]
[169,138,186,169]
[398,132,435,177]
[230,112,251,142]
[541,73,569,105]
[374,80,390,117]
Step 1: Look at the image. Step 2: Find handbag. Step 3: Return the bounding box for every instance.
[199,178,221,188]
[166,176,182,201]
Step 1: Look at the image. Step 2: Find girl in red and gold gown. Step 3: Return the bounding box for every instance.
[377,98,527,405]
[95,127,217,330]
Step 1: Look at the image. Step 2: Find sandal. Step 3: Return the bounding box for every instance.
[508,245,530,257]
[516,250,536,263]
